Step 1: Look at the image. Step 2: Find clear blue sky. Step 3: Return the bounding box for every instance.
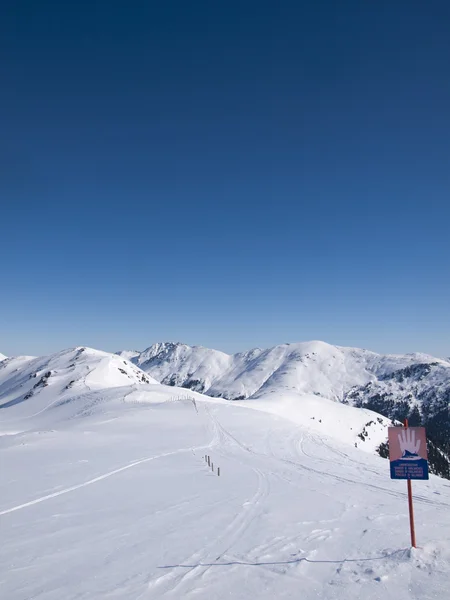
[1,1,449,357]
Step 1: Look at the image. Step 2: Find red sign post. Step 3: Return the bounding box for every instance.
[388,420,429,548]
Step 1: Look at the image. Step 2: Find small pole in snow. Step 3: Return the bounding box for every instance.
[208,456,210,467]
[211,462,214,472]
[217,467,220,476]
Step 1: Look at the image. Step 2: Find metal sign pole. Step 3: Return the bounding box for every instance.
[388,420,427,548]
[404,419,417,548]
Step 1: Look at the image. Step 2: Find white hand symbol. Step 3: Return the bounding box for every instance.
[398,428,421,457]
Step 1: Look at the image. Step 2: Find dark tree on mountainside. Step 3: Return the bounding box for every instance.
[408,405,422,426]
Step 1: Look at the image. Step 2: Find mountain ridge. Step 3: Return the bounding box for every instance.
[121,340,449,399]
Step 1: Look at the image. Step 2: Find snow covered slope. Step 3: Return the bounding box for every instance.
[239,392,392,453]
[0,352,7,362]
[1,385,449,600]
[0,347,157,422]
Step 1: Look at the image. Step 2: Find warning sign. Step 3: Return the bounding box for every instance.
[388,426,428,480]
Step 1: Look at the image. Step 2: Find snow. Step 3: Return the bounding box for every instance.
[131,340,450,402]
[0,352,7,362]
[0,347,157,426]
[134,342,232,390]
[1,377,450,599]
[239,391,391,452]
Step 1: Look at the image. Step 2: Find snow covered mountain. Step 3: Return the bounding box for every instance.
[130,342,232,392]
[0,352,7,362]
[0,347,157,423]
[124,341,450,477]
[126,341,448,401]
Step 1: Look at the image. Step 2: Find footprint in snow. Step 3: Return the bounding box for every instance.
[305,528,333,543]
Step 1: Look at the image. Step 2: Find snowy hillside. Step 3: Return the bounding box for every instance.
[0,352,7,362]
[0,347,157,425]
[1,379,449,599]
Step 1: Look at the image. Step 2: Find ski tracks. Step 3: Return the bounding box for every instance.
[146,408,271,598]
[146,467,270,598]
[0,442,215,517]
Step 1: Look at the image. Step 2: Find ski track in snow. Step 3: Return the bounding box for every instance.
[147,466,270,597]
[0,443,214,517]
[146,407,272,597]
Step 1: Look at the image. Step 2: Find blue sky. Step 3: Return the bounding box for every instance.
[1,1,449,357]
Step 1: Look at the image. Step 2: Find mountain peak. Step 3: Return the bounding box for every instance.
[137,342,189,364]
[0,347,158,420]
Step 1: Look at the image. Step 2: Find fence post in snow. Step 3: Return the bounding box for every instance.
[208,456,210,467]
[218,467,220,476]
[211,462,214,472]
